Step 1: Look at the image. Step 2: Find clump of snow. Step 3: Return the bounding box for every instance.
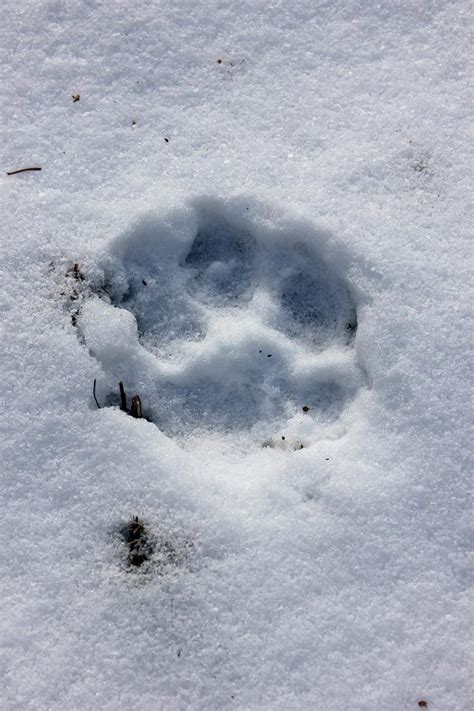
[1,1,471,710]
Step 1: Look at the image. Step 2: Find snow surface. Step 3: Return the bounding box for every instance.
[1,1,472,709]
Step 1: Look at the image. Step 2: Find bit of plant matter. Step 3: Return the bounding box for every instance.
[119,517,153,567]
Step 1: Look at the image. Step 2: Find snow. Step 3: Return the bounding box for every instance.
[1,1,472,710]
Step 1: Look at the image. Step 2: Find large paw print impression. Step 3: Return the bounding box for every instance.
[80,200,365,449]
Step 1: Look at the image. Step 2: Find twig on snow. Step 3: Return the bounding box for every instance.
[6,167,42,176]
[93,379,101,409]
[130,395,143,419]
[119,381,128,412]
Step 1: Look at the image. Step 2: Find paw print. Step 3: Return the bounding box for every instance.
[79,199,366,447]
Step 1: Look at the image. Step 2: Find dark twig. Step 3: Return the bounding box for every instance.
[119,381,128,412]
[7,167,42,176]
[93,379,101,409]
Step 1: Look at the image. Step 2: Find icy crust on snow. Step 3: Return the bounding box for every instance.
[79,198,364,445]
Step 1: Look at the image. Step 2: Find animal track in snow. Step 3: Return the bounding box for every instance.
[80,199,365,447]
